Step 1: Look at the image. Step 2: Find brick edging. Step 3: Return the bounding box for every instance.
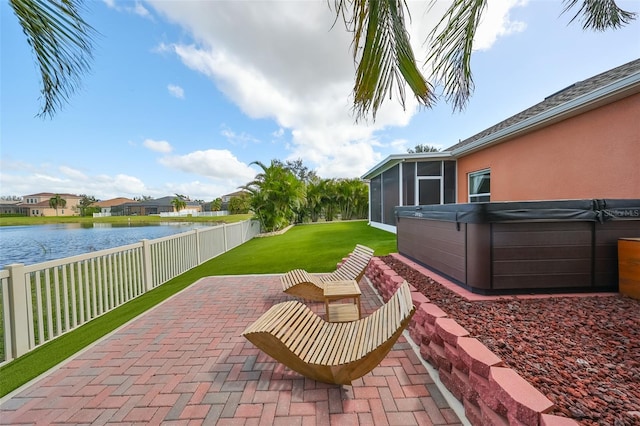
[365,257,579,426]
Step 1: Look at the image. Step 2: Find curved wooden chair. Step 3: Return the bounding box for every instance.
[242,281,415,385]
[281,244,375,301]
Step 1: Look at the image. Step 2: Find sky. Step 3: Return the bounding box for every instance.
[1,0,639,202]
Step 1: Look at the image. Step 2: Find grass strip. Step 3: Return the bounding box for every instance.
[0,221,395,396]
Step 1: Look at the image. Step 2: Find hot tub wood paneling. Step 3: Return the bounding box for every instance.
[397,218,465,283]
[395,199,640,294]
[491,222,593,289]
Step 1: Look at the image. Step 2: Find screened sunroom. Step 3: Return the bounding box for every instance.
[362,153,457,233]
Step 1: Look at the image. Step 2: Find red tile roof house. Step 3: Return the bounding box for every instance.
[362,58,640,295]
[17,192,83,217]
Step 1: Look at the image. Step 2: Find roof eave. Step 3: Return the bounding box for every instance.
[361,152,454,180]
[452,72,640,157]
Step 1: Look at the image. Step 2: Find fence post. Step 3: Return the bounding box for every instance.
[142,239,154,292]
[223,224,228,253]
[6,263,31,358]
[195,228,202,265]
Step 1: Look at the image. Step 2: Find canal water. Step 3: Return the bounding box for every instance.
[0,223,213,268]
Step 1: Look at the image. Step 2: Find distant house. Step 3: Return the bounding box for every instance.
[363,58,640,232]
[115,196,202,216]
[221,190,248,203]
[92,198,138,217]
[0,200,22,215]
[18,193,82,217]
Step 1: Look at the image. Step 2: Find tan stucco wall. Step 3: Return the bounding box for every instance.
[457,92,640,202]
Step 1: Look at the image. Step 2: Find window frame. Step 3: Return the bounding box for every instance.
[468,169,491,203]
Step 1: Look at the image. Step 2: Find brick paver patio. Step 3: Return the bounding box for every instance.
[0,275,463,425]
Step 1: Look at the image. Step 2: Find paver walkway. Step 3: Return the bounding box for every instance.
[0,275,462,425]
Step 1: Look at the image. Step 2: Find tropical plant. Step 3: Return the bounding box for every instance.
[320,179,340,221]
[10,0,635,120]
[9,0,96,118]
[171,195,187,212]
[305,177,325,222]
[228,193,251,215]
[281,158,319,183]
[333,0,636,119]
[210,198,223,212]
[241,160,306,232]
[407,144,440,153]
[48,194,66,216]
[78,194,98,216]
[335,178,369,220]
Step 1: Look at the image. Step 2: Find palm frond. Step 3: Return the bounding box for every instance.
[426,0,487,112]
[10,0,96,118]
[334,0,434,121]
[562,0,636,31]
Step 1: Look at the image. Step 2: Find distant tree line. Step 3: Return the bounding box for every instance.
[240,159,368,233]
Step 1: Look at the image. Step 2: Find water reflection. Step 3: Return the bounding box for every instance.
[0,223,213,268]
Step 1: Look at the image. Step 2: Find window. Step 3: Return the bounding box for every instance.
[370,176,382,223]
[419,179,441,205]
[469,169,490,203]
[382,165,400,226]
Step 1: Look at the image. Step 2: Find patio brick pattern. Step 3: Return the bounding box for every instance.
[0,275,462,425]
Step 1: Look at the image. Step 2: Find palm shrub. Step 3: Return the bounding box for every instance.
[306,177,325,222]
[228,193,250,214]
[242,160,306,232]
[321,179,339,221]
[336,178,368,220]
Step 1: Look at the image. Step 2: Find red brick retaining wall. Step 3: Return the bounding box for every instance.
[365,257,580,426]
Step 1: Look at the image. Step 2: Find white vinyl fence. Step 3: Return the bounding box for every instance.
[0,219,260,365]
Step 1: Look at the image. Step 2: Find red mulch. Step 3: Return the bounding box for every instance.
[380,255,640,426]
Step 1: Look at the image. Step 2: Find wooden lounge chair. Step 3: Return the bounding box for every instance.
[242,280,415,385]
[281,244,375,301]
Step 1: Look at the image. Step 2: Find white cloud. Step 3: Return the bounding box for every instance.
[59,166,88,181]
[0,160,153,200]
[474,0,528,51]
[132,2,150,18]
[390,139,410,152]
[220,126,260,146]
[146,0,529,176]
[167,84,185,99]
[103,0,151,18]
[143,138,173,153]
[158,149,257,183]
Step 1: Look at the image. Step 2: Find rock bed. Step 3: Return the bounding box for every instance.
[381,255,640,426]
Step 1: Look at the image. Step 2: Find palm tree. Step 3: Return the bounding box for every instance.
[227,193,251,214]
[11,0,636,119]
[334,0,636,118]
[408,144,440,153]
[171,195,187,213]
[305,177,325,222]
[320,179,340,221]
[48,194,66,216]
[210,198,223,212]
[339,178,369,220]
[241,160,306,232]
[9,0,96,118]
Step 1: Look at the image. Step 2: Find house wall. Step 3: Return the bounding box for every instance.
[456,93,640,203]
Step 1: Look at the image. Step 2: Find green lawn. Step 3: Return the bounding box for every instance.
[0,221,396,397]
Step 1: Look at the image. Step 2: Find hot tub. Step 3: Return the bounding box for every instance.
[395,199,640,295]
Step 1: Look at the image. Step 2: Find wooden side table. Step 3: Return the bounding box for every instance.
[324,280,361,322]
[619,238,640,300]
